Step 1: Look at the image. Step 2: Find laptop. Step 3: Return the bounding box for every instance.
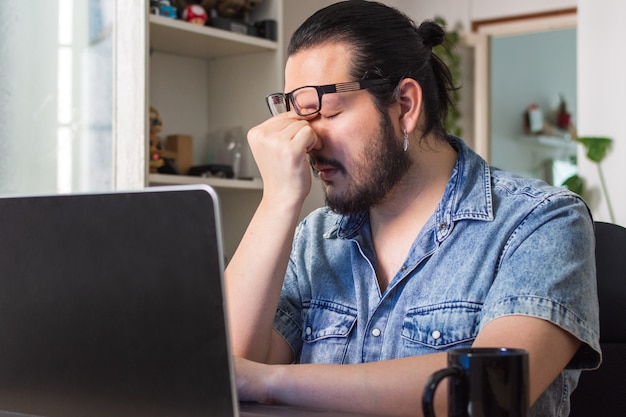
[0,186,377,417]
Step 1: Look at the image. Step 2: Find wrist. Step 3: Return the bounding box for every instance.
[259,192,305,220]
[263,363,288,405]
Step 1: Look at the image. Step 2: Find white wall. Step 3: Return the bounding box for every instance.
[578,0,625,225]
[471,0,577,21]
[407,0,577,33]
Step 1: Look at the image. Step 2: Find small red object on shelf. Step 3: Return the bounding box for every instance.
[183,5,208,25]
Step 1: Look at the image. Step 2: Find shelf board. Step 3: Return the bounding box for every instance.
[533,135,577,151]
[149,15,278,59]
[149,173,263,190]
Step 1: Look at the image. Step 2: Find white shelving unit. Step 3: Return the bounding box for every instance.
[146,5,284,259]
[149,14,277,59]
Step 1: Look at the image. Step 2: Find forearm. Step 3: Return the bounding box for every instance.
[237,316,580,416]
[259,355,448,417]
[225,197,302,362]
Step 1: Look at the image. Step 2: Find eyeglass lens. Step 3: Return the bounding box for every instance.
[291,87,320,116]
[266,87,320,117]
[267,94,288,116]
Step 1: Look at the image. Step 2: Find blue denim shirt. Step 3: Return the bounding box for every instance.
[274,137,600,416]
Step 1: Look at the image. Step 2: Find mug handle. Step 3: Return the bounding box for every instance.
[422,366,464,417]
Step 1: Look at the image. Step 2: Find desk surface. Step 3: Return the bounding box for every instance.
[239,402,383,417]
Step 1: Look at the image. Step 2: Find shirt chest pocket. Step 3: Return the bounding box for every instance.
[299,300,357,364]
[401,302,482,352]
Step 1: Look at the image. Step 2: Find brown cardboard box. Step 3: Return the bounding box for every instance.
[165,135,193,175]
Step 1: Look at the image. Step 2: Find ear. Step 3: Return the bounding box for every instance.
[395,78,423,134]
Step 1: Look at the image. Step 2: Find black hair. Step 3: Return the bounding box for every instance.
[288,0,456,139]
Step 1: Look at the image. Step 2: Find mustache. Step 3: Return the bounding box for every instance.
[308,153,347,176]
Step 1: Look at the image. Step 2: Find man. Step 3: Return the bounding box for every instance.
[225,2,600,416]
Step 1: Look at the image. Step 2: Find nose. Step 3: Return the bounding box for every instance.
[305,116,325,152]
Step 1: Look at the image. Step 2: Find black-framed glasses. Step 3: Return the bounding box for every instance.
[265,78,392,117]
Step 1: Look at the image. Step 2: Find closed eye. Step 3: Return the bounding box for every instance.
[321,112,340,120]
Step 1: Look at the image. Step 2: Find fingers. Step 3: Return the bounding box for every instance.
[249,114,316,151]
[246,114,318,203]
[291,123,319,153]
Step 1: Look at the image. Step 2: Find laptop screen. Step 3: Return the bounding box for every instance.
[0,186,237,417]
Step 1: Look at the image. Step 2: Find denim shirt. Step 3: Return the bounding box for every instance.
[274,137,601,416]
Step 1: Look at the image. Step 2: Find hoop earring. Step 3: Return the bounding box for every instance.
[402,129,409,152]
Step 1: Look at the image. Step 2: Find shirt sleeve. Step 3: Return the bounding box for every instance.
[478,193,601,370]
[273,276,304,359]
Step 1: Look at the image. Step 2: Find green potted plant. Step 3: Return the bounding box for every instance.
[433,16,462,137]
[562,136,614,222]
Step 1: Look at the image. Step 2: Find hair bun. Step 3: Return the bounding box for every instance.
[418,20,445,49]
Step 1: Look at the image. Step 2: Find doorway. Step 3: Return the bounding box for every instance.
[468,9,577,185]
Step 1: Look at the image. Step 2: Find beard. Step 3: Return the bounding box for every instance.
[309,111,412,214]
